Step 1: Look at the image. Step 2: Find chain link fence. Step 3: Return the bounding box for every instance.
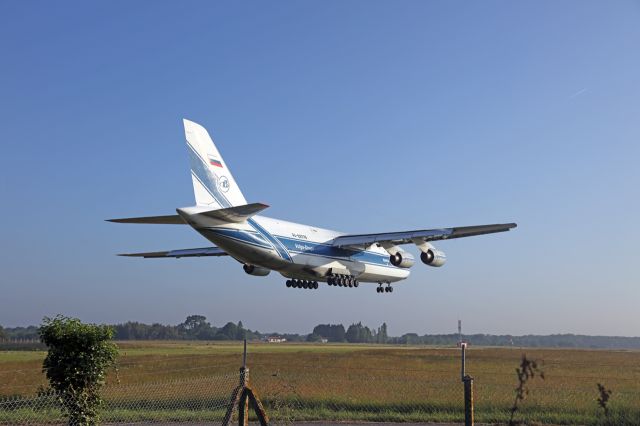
[2,357,639,424]
[0,372,240,425]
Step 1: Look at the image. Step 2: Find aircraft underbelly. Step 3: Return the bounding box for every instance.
[283,253,408,283]
[197,225,410,283]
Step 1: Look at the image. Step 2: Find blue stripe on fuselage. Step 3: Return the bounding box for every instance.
[274,235,393,267]
[204,228,273,250]
[202,226,394,268]
[248,219,292,262]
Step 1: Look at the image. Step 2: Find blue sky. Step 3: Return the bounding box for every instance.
[1,1,638,336]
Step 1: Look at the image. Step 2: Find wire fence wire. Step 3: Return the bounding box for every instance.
[2,363,639,425]
[0,372,241,425]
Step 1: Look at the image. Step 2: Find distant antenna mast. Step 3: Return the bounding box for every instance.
[458,319,462,343]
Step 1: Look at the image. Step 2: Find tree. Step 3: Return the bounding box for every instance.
[179,315,216,340]
[236,321,246,340]
[183,315,207,330]
[0,325,6,340]
[312,324,346,342]
[216,322,239,340]
[306,333,323,342]
[346,322,373,343]
[39,316,118,425]
[377,322,388,344]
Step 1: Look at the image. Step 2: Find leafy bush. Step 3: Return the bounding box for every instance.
[39,316,118,425]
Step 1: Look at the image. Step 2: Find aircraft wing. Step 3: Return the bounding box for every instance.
[118,246,228,258]
[332,223,517,248]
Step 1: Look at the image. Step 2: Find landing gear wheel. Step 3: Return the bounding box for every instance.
[354,280,359,288]
[286,280,292,288]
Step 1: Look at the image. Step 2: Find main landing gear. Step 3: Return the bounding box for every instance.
[327,274,359,288]
[376,282,393,293]
[286,279,318,290]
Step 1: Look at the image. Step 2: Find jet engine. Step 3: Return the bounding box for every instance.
[389,252,415,268]
[420,248,446,267]
[243,264,271,276]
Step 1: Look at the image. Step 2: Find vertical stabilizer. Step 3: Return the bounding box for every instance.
[183,119,247,208]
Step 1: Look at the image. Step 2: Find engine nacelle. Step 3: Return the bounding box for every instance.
[243,264,271,276]
[420,249,447,267]
[389,252,415,268]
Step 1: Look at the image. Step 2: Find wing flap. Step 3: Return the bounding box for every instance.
[332,223,517,248]
[107,215,186,225]
[119,246,228,258]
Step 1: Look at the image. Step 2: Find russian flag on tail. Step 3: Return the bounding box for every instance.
[208,155,223,168]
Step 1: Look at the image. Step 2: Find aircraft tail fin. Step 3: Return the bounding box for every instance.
[183,119,247,208]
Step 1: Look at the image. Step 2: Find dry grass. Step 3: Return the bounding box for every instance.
[1,342,639,424]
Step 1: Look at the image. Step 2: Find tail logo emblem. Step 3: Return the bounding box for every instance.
[218,176,230,193]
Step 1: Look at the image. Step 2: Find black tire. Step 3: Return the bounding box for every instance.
[286,280,291,288]
[389,286,394,293]
[314,282,319,289]
[354,281,359,287]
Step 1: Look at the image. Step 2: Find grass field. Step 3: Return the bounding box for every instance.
[1,341,639,424]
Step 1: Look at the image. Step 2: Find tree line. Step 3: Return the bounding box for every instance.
[2,319,640,349]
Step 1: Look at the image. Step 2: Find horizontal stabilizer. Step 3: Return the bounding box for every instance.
[118,246,227,258]
[106,215,186,225]
[185,202,269,223]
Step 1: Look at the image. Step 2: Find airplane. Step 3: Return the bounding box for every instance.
[109,119,516,294]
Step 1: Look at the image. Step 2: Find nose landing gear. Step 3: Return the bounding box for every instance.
[376,282,393,293]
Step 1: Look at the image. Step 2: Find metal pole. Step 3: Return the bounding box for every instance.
[461,342,466,382]
[243,339,247,369]
[463,375,474,426]
[239,340,249,426]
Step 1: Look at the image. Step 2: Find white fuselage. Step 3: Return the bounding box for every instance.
[185,212,410,284]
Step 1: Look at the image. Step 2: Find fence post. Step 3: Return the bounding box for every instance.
[461,342,466,382]
[239,339,249,426]
[463,375,474,426]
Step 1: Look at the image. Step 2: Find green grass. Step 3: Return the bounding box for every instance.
[2,341,639,424]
